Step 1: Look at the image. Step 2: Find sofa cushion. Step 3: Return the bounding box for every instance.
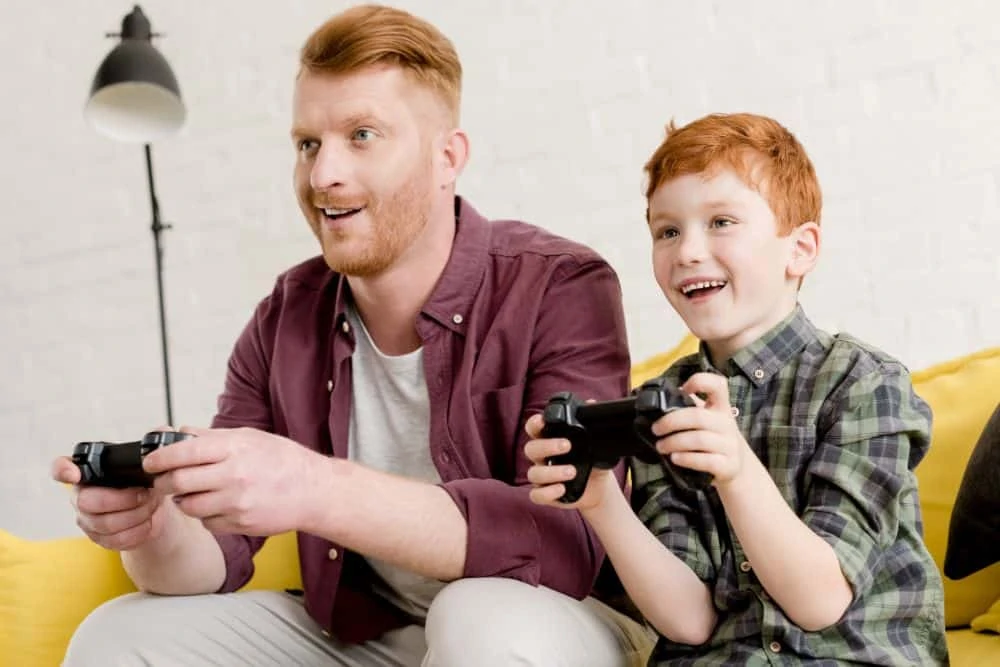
[0,528,301,665]
[911,347,1000,627]
[944,402,1000,580]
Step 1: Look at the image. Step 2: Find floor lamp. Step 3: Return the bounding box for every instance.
[84,5,186,426]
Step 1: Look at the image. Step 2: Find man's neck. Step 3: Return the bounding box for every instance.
[347,212,456,356]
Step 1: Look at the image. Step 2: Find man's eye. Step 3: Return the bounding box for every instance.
[711,217,734,228]
[297,139,318,154]
[660,228,679,239]
[352,128,375,142]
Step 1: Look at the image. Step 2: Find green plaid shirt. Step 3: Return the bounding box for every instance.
[631,305,948,666]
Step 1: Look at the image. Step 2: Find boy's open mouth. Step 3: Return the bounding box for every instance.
[680,280,728,299]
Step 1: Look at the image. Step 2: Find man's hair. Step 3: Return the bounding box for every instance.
[643,113,822,233]
[299,4,462,124]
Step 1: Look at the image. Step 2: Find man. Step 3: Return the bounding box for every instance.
[52,4,651,665]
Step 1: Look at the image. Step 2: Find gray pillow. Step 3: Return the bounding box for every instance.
[944,401,1000,580]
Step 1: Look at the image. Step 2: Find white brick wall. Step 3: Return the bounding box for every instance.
[3,0,998,539]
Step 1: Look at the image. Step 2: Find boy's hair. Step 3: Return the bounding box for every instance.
[643,113,822,234]
[299,4,462,125]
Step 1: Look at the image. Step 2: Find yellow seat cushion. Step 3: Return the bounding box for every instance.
[911,347,1000,628]
[0,528,301,666]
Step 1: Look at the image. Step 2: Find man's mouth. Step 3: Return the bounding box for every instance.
[679,280,728,299]
[320,206,364,221]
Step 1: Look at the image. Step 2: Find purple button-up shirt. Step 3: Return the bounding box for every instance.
[210,197,632,642]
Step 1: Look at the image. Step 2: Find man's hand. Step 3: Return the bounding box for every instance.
[144,426,328,536]
[51,456,170,551]
[523,413,622,512]
[654,372,752,488]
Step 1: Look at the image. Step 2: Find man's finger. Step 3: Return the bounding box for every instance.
[51,457,81,484]
[143,434,227,474]
[76,487,147,515]
[524,414,545,438]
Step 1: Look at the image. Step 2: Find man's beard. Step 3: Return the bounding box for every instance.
[319,168,434,278]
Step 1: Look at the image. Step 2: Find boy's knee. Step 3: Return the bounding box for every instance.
[423,578,632,667]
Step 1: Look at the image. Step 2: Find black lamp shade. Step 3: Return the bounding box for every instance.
[84,6,185,143]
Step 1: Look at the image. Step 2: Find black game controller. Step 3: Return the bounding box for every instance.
[541,376,714,502]
[72,430,194,488]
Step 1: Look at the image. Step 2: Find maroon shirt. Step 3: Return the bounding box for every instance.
[210,197,632,642]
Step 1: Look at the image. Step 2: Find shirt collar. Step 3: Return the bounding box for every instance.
[695,304,817,386]
[332,195,489,337]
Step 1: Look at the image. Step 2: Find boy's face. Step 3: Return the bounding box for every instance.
[647,168,819,364]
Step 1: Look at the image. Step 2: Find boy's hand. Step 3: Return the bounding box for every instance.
[654,372,751,487]
[523,413,620,511]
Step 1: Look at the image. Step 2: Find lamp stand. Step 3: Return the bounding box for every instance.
[143,143,174,426]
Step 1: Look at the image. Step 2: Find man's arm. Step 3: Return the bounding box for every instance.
[120,502,227,594]
[717,365,930,631]
[301,259,632,595]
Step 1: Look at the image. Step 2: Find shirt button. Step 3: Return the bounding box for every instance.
[452,314,463,325]
[341,320,350,334]
[328,548,338,560]
[321,629,331,638]
[326,380,333,392]
[439,451,452,465]
[769,641,782,653]
[731,406,740,417]
[739,560,752,572]
[753,368,764,380]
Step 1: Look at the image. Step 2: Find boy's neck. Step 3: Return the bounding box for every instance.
[702,301,802,371]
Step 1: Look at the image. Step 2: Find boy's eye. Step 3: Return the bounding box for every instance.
[711,217,734,228]
[658,227,679,239]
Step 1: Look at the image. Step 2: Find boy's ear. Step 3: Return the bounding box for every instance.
[787,222,820,279]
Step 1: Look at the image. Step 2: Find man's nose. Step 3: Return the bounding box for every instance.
[309,143,349,190]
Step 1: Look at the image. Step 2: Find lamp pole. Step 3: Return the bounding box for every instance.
[144,143,174,425]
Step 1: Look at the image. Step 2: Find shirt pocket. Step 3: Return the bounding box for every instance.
[762,425,817,514]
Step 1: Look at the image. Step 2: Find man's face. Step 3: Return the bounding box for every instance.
[647,168,812,362]
[291,66,444,277]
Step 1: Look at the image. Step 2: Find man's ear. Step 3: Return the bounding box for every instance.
[787,221,820,280]
[437,128,469,189]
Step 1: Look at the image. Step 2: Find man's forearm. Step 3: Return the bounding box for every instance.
[121,501,227,595]
[582,477,716,646]
[301,457,467,581]
[718,457,853,631]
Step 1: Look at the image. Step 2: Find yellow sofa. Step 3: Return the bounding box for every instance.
[2,337,999,666]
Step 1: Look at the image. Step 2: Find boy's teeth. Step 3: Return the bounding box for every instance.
[681,280,726,294]
[323,208,352,215]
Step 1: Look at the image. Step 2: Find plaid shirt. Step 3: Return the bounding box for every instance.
[631,305,949,666]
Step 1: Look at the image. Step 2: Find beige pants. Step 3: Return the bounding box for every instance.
[63,578,656,667]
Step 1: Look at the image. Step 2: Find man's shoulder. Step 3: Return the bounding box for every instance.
[483,216,610,269]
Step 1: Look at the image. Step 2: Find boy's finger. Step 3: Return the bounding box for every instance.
[680,372,730,411]
[523,413,545,438]
[523,437,570,464]
[526,463,576,486]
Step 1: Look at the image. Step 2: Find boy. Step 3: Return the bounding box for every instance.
[524,112,949,665]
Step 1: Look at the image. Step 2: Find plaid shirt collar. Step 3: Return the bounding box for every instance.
[695,304,817,387]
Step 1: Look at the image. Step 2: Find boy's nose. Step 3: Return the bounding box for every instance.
[676,232,709,264]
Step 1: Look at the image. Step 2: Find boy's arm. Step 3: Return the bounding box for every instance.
[584,469,717,646]
[711,365,930,631]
